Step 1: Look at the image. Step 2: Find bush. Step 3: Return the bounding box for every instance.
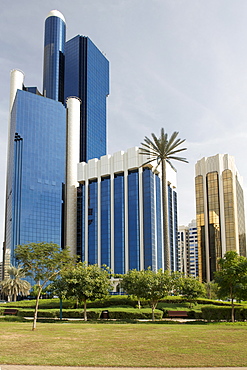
[103,310,163,320]
[201,305,245,321]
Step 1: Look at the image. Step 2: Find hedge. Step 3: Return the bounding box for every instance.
[201,305,247,321]
[14,308,163,320]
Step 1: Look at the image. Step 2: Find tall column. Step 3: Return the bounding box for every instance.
[65,97,81,255]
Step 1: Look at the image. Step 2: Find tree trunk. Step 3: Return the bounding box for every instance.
[83,299,87,321]
[231,298,235,323]
[138,298,141,309]
[162,159,170,271]
[152,306,155,321]
[32,286,42,330]
[59,298,63,321]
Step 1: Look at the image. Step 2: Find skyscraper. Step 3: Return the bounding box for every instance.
[178,220,198,277]
[64,36,109,162]
[77,147,178,273]
[3,10,109,275]
[195,154,246,282]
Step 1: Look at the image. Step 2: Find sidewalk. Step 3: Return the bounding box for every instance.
[1,366,247,370]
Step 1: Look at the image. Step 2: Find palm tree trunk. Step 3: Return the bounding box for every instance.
[161,159,170,270]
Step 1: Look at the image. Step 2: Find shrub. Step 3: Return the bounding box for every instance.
[201,305,245,321]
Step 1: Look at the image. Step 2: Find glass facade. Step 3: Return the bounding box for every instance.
[128,170,140,270]
[43,15,66,102]
[155,174,163,270]
[114,173,125,274]
[5,89,66,265]
[88,179,98,265]
[142,168,156,270]
[236,176,246,257]
[77,156,177,274]
[64,36,109,162]
[101,176,111,266]
[206,172,221,280]
[195,175,205,281]
[195,155,246,281]
[222,170,236,251]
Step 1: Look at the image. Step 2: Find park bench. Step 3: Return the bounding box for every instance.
[3,308,18,316]
[167,310,188,318]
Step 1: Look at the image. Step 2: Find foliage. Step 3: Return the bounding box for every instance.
[0,265,31,302]
[214,251,247,322]
[56,262,112,321]
[200,305,246,322]
[204,281,219,300]
[139,128,188,270]
[180,275,206,308]
[121,269,146,308]
[137,268,172,321]
[14,242,72,330]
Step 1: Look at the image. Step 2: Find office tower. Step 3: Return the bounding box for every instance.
[178,219,198,277]
[195,154,246,282]
[3,10,109,273]
[64,36,109,162]
[4,70,66,269]
[76,147,178,273]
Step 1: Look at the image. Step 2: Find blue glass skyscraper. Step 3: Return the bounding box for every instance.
[3,10,109,277]
[65,36,109,162]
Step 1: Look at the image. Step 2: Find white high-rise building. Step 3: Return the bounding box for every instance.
[178,219,198,277]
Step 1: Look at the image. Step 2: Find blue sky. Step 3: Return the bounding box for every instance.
[1,0,247,260]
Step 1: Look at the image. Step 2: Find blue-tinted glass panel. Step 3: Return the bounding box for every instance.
[155,174,163,269]
[101,177,111,267]
[128,170,139,270]
[114,173,125,274]
[88,180,98,264]
[142,168,156,270]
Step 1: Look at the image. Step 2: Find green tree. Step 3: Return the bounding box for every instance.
[0,265,31,302]
[204,281,219,300]
[121,269,145,308]
[214,251,247,322]
[139,129,188,270]
[15,242,72,330]
[140,269,172,321]
[60,262,112,321]
[180,275,206,308]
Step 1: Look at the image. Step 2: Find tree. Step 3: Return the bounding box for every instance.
[139,129,188,270]
[121,269,145,309]
[204,281,219,300]
[15,242,72,330]
[59,262,112,321]
[0,265,31,302]
[180,275,206,308]
[140,269,172,321]
[214,251,247,322]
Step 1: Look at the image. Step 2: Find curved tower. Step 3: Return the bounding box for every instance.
[43,10,66,102]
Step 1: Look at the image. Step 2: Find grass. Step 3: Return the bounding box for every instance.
[0,321,247,367]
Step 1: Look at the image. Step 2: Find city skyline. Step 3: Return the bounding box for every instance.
[1,1,247,260]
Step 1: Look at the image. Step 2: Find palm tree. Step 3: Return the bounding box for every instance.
[0,265,31,301]
[139,128,188,271]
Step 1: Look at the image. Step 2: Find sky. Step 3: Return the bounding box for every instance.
[1,0,247,261]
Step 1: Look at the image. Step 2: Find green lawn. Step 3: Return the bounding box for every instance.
[0,321,247,367]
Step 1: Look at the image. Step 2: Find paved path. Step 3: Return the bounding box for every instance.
[1,367,247,370]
